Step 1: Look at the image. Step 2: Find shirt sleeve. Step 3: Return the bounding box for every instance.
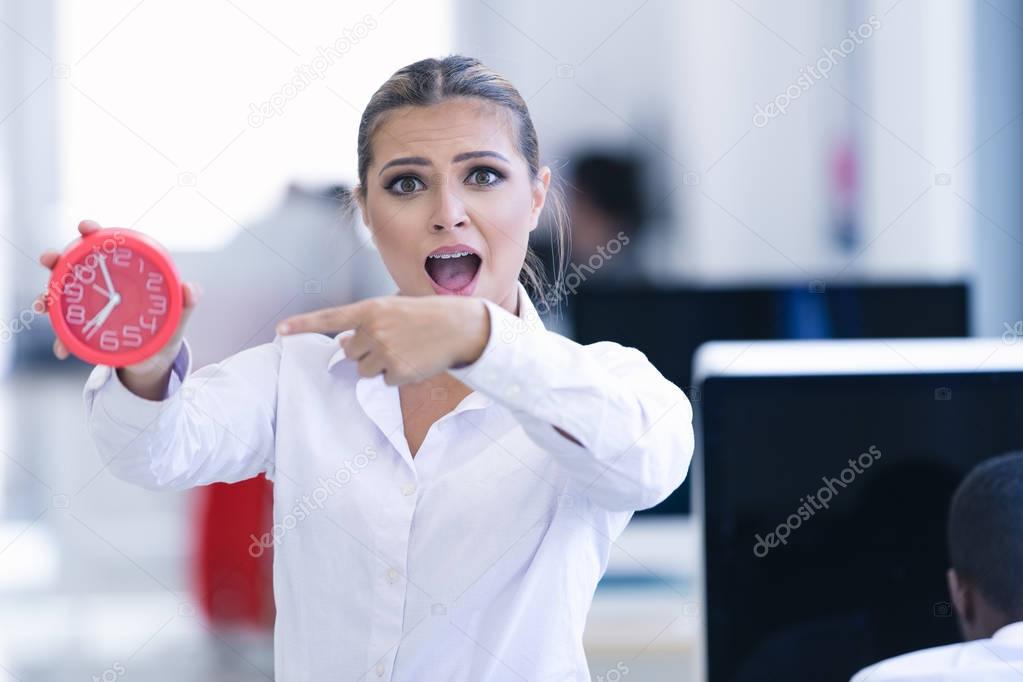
[81,334,282,491]
[848,665,876,682]
[447,298,694,512]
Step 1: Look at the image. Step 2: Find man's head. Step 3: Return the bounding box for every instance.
[566,151,644,260]
[947,450,1023,640]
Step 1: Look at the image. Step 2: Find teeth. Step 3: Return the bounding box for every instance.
[428,251,473,259]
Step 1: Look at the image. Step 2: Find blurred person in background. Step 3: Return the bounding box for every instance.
[851,451,1023,681]
[565,150,648,285]
[533,149,651,336]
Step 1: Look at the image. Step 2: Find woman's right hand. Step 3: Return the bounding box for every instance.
[36,219,201,391]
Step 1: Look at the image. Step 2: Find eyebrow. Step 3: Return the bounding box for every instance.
[378,150,511,176]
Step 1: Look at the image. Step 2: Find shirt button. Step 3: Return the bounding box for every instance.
[375,662,386,676]
[386,568,399,584]
[400,483,416,496]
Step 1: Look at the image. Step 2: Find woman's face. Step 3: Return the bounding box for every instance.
[356,97,550,315]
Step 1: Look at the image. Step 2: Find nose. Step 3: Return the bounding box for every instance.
[430,180,469,232]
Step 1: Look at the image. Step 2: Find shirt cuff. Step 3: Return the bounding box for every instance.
[446,297,556,417]
[84,339,193,431]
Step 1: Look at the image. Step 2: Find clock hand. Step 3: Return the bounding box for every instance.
[82,293,121,339]
[83,300,114,338]
[92,283,111,298]
[97,254,117,297]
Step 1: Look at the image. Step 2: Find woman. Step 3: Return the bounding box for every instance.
[39,55,694,681]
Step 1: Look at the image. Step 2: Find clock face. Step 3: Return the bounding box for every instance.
[48,229,183,367]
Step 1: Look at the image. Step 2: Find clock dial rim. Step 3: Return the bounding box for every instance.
[48,228,183,367]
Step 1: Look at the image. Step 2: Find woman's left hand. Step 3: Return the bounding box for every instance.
[275,295,490,385]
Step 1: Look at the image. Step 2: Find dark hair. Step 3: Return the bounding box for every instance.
[947,451,1023,617]
[569,150,646,231]
[351,54,569,308]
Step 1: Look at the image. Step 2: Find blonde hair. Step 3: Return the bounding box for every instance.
[349,54,569,314]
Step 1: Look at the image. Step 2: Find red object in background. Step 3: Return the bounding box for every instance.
[191,474,275,629]
[830,137,860,253]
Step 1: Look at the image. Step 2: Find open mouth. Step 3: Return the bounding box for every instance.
[424,248,482,295]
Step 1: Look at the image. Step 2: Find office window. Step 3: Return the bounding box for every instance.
[55,0,451,250]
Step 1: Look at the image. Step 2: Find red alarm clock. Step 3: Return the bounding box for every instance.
[47,228,183,367]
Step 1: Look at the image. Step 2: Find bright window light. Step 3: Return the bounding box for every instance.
[55,0,451,251]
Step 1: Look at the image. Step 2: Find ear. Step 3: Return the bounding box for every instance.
[353,186,377,245]
[354,187,370,228]
[948,567,972,622]
[529,166,551,233]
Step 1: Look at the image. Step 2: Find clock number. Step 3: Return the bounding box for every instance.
[122,325,143,348]
[67,304,86,325]
[63,282,84,303]
[111,248,132,268]
[99,329,120,351]
[148,293,167,315]
[145,271,163,292]
[72,263,96,285]
[139,315,158,334]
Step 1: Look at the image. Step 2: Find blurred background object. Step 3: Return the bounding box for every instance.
[564,149,649,283]
[693,339,1023,682]
[3,0,1023,680]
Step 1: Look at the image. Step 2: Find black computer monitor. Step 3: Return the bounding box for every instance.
[693,339,1023,682]
[568,282,970,516]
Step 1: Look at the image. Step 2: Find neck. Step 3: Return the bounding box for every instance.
[964,606,1019,640]
[495,284,520,317]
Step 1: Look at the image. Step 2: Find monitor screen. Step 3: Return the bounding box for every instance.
[568,282,969,516]
[698,370,1023,681]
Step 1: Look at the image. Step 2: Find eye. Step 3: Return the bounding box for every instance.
[386,175,425,196]
[466,167,504,187]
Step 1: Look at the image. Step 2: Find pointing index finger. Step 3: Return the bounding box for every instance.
[276,300,368,336]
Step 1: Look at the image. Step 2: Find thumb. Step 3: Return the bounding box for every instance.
[174,281,200,336]
[182,280,200,313]
[122,281,201,375]
[152,281,200,358]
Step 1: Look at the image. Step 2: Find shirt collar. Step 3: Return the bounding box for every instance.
[326,281,542,372]
[991,620,1023,643]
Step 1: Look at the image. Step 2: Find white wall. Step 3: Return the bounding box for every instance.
[673,0,973,283]
[54,0,453,252]
[971,0,1023,336]
[859,0,973,279]
[671,0,836,281]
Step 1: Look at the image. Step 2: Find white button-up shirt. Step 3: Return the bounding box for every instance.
[850,621,1023,681]
[82,281,694,681]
